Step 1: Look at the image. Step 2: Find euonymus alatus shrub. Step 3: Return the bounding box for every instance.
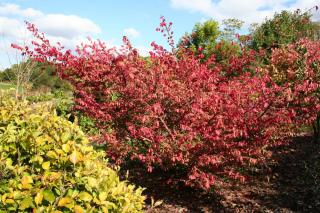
[0,96,145,212]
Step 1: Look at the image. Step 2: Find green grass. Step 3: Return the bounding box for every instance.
[0,82,15,90]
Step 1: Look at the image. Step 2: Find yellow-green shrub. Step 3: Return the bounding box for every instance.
[0,96,145,212]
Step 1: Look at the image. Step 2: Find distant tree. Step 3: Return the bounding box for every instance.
[313,21,320,40]
[220,18,244,41]
[9,59,36,98]
[30,62,72,92]
[178,19,220,58]
[213,19,245,65]
[250,8,320,52]
[178,18,247,63]
[0,67,15,82]
[0,60,71,95]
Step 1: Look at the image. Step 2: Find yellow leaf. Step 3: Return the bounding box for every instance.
[21,176,33,189]
[93,197,101,205]
[22,175,33,183]
[101,206,109,213]
[34,155,43,164]
[42,161,50,170]
[87,177,97,188]
[62,144,71,153]
[99,192,107,201]
[78,191,92,202]
[5,158,13,167]
[74,205,84,213]
[35,137,46,146]
[46,151,57,158]
[5,198,14,204]
[34,192,43,205]
[19,197,34,210]
[58,197,72,207]
[1,194,7,204]
[61,132,71,143]
[50,172,62,180]
[69,151,83,164]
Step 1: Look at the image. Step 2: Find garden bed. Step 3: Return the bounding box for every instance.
[120,135,320,212]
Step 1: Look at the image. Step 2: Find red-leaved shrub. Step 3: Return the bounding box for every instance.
[268,38,320,137]
[12,19,320,189]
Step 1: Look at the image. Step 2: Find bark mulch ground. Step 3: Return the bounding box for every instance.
[120,135,320,212]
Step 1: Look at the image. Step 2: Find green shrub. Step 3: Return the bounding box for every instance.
[0,96,145,212]
[51,93,100,135]
[26,93,55,102]
[56,101,72,117]
[77,114,100,136]
[25,91,100,135]
[26,90,73,104]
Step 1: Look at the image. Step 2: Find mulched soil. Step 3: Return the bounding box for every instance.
[119,135,320,212]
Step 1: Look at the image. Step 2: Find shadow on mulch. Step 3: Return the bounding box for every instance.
[265,135,320,212]
[119,135,320,212]
[120,161,225,213]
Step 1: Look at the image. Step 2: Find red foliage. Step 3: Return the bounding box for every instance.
[268,39,320,127]
[12,20,320,190]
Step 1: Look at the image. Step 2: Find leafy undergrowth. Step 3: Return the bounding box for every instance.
[119,135,320,212]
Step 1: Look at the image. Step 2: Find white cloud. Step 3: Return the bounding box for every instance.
[135,45,151,56]
[170,0,319,24]
[170,0,213,15]
[34,14,101,39]
[123,28,140,38]
[0,3,102,68]
[0,3,102,40]
[0,17,25,38]
[0,3,43,17]
[0,16,32,68]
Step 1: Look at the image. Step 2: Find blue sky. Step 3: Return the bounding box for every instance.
[4,0,204,47]
[0,0,319,69]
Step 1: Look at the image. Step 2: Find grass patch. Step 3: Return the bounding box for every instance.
[0,82,15,90]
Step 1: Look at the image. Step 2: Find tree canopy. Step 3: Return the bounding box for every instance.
[250,9,320,51]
